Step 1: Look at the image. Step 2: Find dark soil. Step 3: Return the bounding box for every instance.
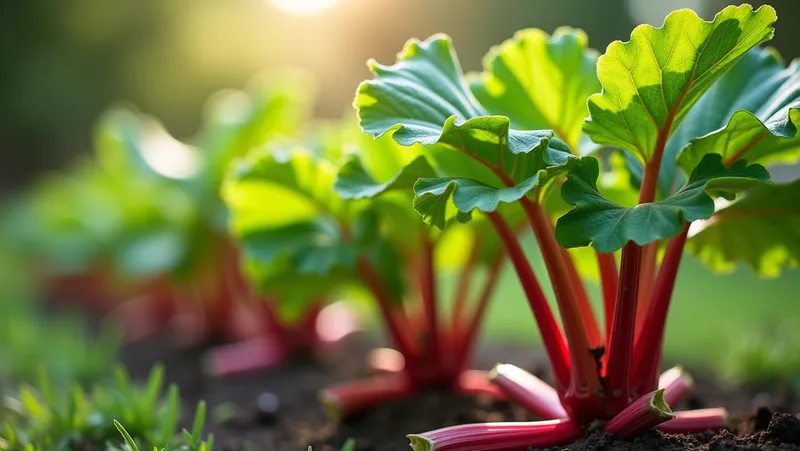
[122,333,800,451]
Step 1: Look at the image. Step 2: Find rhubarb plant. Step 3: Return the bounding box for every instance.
[355,4,799,448]
[6,72,354,373]
[223,121,511,417]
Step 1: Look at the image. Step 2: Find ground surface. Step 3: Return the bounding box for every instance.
[123,333,799,451]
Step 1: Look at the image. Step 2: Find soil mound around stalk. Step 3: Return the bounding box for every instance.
[539,413,800,451]
[122,335,799,450]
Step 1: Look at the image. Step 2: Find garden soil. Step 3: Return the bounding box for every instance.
[122,333,800,451]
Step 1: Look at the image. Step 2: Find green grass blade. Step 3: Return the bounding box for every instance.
[114,420,141,451]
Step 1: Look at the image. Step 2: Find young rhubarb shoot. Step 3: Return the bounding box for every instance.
[657,408,730,434]
[604,389,675,437]
[408,419,582,451]
[658,367,694,407]
[488,364,567,420]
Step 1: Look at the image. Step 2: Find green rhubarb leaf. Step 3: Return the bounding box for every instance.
[335,155,436,199]
[223,147,357,275]
[677,48,800,172]
[688,180,800,277]
[584,4,776,162]
[239,220,357,275]
[413,153,580,230]
[470,27,601,153]
[245,258,349,322]
[555,153,770,253]
[224,146,348,234]
[355,33,568,184]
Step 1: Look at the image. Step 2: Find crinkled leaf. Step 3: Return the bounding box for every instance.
[470,27,600,153]
[555,154,770,252]
[335,155,436,199]
[224,148,360,277]
[239,220,356,275]
[355,33,568,185]
[678,48,800,171]
[585,5,776,162]
[224,147,348,234]
[688,180,800,277]
[413,152,579,229]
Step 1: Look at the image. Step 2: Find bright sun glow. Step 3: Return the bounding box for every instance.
[268,0,341,16]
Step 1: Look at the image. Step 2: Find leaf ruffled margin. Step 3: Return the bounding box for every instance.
[584,4,776,162]
[555,154,770,253]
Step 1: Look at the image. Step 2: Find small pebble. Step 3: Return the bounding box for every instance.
[255,391,281,424]
[753,392,772,408]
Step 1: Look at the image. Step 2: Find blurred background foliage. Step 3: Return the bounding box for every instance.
[1,0,799,379]
[3,0,799,190]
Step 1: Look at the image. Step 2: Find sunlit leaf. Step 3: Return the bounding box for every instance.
[335,155,436,200]
[677,48,800,172]
[555,154,770,252]
[584,5,776,162]
[412,151,579,229]
[688,180,800,277]
[355,33,569,184]
[470,27,600,153]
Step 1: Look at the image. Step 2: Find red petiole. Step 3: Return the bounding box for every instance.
[320,233,511,417]
[405,106,734,447]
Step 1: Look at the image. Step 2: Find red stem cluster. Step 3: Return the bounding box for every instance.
[320,234,510,417]
[406,98,736,448]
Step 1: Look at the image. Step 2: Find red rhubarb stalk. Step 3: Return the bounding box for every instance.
[408,419,582,451]
[596,251,619,344]
[519,198,600,395]
[656,408,729,434]
[561,247,603,348]
[368,347,405,374]
[658,367,694,406]
[456,370,506,399]
[203,337,287,377]
[451,240,480,330]
[635,243,658,337]
[419,236,440,362]
[455,254,503,372]
[486,211,570,391]
[320,373,415,420]
[356,258,417,364]
[634,225,690,391]
[604,389,675,437]
[605,244,643,411]
[489,364,568,420]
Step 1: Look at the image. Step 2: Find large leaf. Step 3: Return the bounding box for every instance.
[677,49,800,171]
[413,153,580,230]
[239,220,357,275]
[355,33,570,185]
[223,147,360,275]
[224,146,349,234]
[335,155,436,200]
[584,5,776,162]
[688,180,800,277]
[470,27,600,153]
[555,154,770,253]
